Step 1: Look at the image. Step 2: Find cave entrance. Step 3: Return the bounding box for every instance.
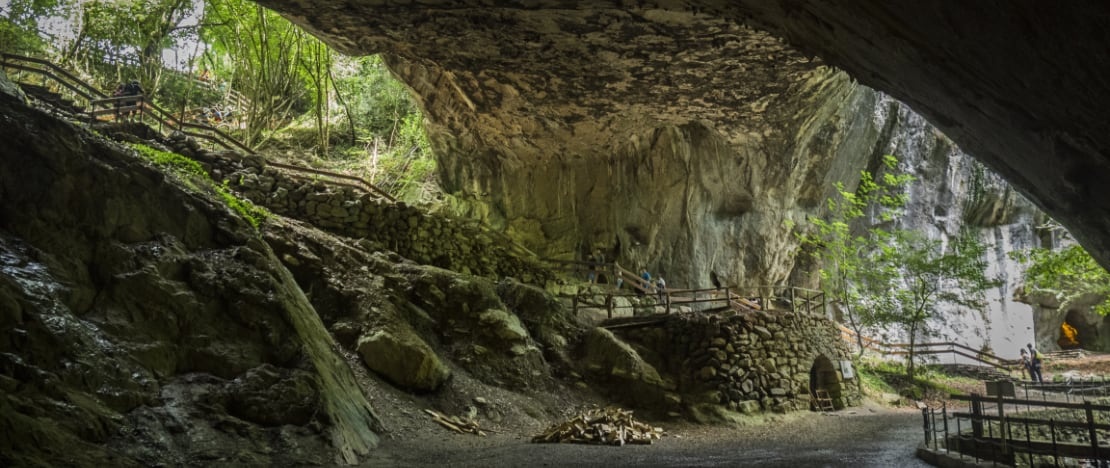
[1059,310,1092,350]
[808,355,843,410]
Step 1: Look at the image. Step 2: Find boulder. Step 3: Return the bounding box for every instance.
[357,327,450,392]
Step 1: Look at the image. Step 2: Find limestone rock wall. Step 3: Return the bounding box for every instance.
[613,312,858,413]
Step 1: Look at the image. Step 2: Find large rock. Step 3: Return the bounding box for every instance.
[357,328,451,392]
[0,93,379,466]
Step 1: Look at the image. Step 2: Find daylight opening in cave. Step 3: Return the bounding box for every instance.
[1058,321,1081,349]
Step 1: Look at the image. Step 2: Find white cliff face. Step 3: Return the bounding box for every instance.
[867,94,1037,360]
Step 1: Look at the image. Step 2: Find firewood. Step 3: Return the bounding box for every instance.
[531,406,665,446]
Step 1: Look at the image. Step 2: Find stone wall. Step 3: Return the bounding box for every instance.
[615,311,858,413]
[156,134,551,284]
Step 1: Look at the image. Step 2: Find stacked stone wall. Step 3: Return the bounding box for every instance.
[616,311,858,413]
[154,135,551,283]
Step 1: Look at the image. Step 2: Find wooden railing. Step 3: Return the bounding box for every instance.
[1,53,397,203]
[548,260,829,318]
[838,325,1022,371]
[922,393,1110,465]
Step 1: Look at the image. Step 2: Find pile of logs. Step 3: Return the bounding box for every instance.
[531,407,664,446]
[425,409,486,436]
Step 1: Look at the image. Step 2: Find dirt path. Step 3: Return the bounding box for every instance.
[359,406,931,467]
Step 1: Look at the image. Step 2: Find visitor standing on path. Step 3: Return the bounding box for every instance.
[1018,349,1033,381]
[639,270,651,296]
[656,276,666,302]
[1027,343,1044,383]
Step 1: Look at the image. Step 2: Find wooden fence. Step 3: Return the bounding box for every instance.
[923,392,1110,466]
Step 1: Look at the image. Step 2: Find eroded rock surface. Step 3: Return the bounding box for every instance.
[259,1,1110,279]
[0,88,379,466]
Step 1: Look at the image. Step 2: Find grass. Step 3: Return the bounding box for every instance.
[129,142,270,230]
[858,358,982,403]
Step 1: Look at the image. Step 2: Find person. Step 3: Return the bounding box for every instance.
[1018,349,1032,381]
[118,80,144,120]
[586,249,604,283]
[639,270,651,296]
[656,276,667,302]
[1027,343,1044,383]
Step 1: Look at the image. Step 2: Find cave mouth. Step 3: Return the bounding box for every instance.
[809,355,843,410]
[1059,309,1094,350]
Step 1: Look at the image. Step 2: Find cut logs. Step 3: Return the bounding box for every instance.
[425,409,486,436]
[531,407,664,446]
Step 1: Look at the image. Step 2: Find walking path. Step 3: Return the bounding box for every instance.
[360,406,930,467]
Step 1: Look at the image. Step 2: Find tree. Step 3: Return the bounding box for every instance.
[1011,241,1110,315]
[0,0,66,56]
[63,0,200,95]
[872,229,1001,378]
[202,0,314,147]
[797,155,913,357]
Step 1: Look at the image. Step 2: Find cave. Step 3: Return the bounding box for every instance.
[253,1,1110,278]
[1060,309,1098,351]
[808,354,843,410]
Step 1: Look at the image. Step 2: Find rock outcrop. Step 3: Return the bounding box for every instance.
[257,1,1110,281]
[0,80,380,466]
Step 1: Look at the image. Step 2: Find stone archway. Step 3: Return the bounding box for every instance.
[809,355,843,410]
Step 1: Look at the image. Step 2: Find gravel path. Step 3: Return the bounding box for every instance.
[360,406,933,467]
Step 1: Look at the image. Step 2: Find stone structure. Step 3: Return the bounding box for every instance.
[149,133,552,284]
[601,311,858,414]
[258,0,1110,281]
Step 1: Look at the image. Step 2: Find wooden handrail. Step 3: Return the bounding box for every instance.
[1,53,107,99]
[839,325,1022,370]
[267,161,396,202]
[3,53,403,204]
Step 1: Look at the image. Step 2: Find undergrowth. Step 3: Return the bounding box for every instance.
[130,142,270,229]
[858,358,982,403]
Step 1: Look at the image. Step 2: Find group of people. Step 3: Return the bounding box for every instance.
[1019,343,1045,383]
[111,80,145,119]
[583,249,667,302]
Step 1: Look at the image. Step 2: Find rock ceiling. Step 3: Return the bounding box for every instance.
[258,1,1110,268]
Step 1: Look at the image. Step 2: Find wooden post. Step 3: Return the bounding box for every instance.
[970,393,983,438]
[1086,401,1099,460]
[665,292,671,315]
[724,287,730,309]
[606,293,613,319]
[572,294,579,317]
[996,392,1008,456]
[790,288,797,314]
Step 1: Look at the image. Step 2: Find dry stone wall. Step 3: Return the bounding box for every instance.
[616,311,858,413]
[156,134,552,284]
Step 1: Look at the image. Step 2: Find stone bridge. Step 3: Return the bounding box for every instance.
[595,310,859,415]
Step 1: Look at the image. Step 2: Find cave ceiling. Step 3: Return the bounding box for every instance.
[257,0,1110,268]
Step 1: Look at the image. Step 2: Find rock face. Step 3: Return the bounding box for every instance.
[257,1,1110,280]
[0,87,379,465]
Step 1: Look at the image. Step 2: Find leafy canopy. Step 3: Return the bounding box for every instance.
[1011,243,1110,315]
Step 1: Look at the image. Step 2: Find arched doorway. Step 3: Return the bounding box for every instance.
[809,355,843,410]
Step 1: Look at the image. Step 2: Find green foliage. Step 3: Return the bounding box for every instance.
[130,142,206,177]
[871,229,1001,378]
[1011,243,1110,315]
[216,181,269,229]
[0,0,65,55]
[202,0,317,147]
[333,55,420,139]
[859,360,979,401]
[129,142,268,229]
[796,155,914,357]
